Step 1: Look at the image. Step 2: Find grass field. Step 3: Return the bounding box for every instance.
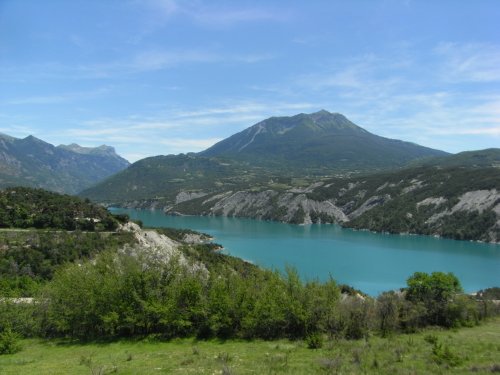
[1,318,499,374]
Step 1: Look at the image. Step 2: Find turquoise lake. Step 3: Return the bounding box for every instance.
[111,208,500,296]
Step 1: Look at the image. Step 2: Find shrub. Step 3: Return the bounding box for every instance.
[431,341,463,367]
[306,332,324,349]
[0,328,22,355]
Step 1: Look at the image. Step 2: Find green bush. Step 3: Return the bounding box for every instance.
[431,341,463,367]
[306,332,324,349]
[0,328,22,355]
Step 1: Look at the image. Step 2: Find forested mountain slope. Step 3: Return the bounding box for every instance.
[0,133,129,194]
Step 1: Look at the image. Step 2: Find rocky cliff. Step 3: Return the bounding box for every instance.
[122,165,500,244]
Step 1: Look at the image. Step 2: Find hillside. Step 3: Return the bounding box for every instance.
[412,148,500,168]
[0,186,122,231]
[159,162,500,243]
[82,145,500,243]
[79,153,290,205]
[0,133,129,194]
[200,110,448,173]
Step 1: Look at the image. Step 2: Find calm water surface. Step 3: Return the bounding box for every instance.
[111,208,500,296]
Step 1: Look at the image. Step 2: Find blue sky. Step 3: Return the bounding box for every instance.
[1,0,499,162]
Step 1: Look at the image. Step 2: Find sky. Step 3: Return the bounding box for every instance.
[0,0,499,162]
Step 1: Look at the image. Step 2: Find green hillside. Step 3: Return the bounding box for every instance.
[412,148,500,168]
[310,165,500,242]
[0,186,121,231]
[79,153,288,204]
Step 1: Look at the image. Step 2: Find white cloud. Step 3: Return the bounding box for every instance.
[191,7,288,26]
[142,0,289,26]
[131,50,220,71]
[435,42,500,83]
[51,100,319,161]
[279,45,500,153]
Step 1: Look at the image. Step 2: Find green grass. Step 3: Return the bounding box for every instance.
[1,318,499,374]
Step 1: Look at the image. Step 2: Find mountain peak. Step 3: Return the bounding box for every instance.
[24,135,45,143]
[199,110,447,173]
[311,109,332,116]
[58,143,117,156]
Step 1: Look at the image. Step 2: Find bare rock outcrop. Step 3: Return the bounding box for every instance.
[348,194,391,220]
[118,222,208,278]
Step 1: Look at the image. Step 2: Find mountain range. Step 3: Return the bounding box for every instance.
[0,133,129,194]
[3,110,499,243]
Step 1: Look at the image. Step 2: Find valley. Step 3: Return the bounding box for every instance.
[78,111,500,243]
[3,2,499,373]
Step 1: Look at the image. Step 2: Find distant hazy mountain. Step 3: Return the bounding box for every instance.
[0,133,129,194]
[200,110,448,173]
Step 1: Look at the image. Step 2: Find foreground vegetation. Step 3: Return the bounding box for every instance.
[0,318,499,374]
[1,187,499,373]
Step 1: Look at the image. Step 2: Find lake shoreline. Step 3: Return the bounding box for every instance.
[109,207,500,297]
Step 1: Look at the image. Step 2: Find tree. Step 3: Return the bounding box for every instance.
[405,271,462,326]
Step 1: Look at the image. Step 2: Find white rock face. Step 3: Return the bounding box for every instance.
[348,195,391,220]
[202,191,233,205]
[211,190,278,217]
[207,190,347,223]
[493,203,500,216]
[118,222,208,278]
[175,191,207,204]
[301,198,348,223]
[426,189,500,225]
[416,197,448,208]
[451,190,499,214]
[183,233,212,244]
[402,180,424,194]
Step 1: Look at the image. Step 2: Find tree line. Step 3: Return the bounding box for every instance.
[1,244,498,343]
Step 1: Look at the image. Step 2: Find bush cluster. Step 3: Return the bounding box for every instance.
[3,246,496,342]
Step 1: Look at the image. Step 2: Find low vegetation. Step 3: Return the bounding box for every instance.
[0,230,134,297]
[2,242,498,342]
[0,318,499,374]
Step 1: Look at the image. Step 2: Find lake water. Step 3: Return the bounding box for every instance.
[111,208,500,296]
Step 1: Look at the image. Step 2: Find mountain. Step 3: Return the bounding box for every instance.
[0,133,130,194]
[81,111,448,204]
[200,110,448,173]
[411,148,500,168]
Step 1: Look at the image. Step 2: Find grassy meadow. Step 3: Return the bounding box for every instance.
[1,318,499,374]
